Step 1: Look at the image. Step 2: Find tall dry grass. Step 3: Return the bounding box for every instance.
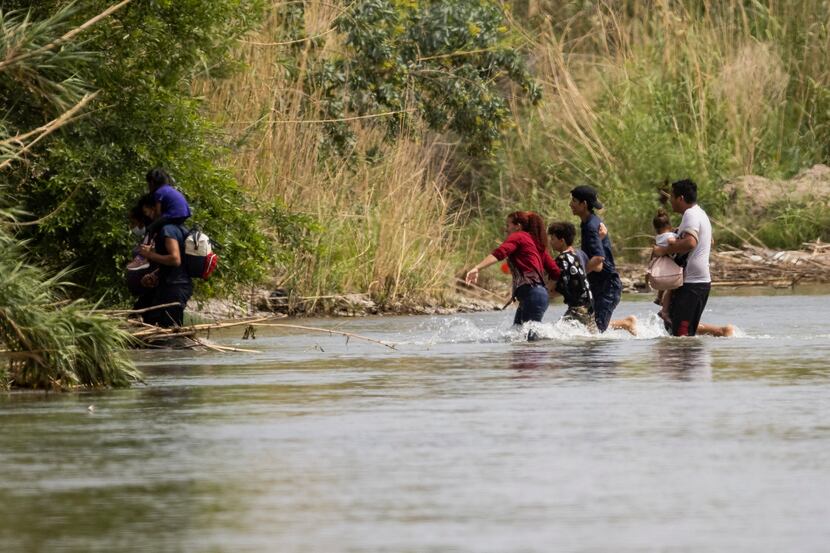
[197,1,462,305]
[498,0,830,249]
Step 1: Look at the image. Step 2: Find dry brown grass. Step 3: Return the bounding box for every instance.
[505,1,814,192]
[195,1,461,304]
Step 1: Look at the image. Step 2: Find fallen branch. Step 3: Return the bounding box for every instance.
[455,277,503,298]
[125,316,275,344]
[102,302,181,316]
[188,336,260,354]
[249,323,398,350]
[1,92,99,173]
[711,279,794,288]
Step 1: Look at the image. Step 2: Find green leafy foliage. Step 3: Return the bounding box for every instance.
[2,0,269,301]
[307,0,540,156]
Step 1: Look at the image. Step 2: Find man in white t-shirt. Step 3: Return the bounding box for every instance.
[653,179,712,336]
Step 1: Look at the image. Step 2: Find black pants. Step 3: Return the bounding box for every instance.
[142,283,193,328]
[668,282,711,336]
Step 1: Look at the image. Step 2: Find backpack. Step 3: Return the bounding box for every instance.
[646,255,683,291]
[184,227,218,280]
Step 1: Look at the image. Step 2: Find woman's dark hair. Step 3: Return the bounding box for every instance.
[671,178,697,204]
[508,211,548,252]
[146,167,173,191]
[652,208,672,233]
[137,193,156,209]
[547,221,576,246]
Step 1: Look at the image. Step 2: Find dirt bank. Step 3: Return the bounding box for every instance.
[189,241,830,321]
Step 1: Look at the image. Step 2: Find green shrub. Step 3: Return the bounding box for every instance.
[2,0,269,302]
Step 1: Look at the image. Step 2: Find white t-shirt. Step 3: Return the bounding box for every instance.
[677,204,712,283]
[655,231,678,248]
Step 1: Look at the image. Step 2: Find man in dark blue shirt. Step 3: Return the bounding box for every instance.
[570,185,635,334]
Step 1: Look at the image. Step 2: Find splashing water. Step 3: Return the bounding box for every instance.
[405,309,746,347]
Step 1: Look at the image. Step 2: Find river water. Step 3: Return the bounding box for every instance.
[1,290,829,552]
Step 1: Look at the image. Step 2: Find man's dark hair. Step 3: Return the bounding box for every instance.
[547,221,576,246]
[146,167,173,191]
[570,185,603,212]
[671,179,697,204]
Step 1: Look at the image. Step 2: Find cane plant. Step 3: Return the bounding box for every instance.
[0,2,140,389]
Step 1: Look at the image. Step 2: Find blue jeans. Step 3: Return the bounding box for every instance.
[513,284,549,325]
[590,273,622,333]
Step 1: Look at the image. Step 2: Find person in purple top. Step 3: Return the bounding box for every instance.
[143,168,191,239]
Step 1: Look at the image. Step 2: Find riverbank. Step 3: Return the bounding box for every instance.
[186,241,830,321]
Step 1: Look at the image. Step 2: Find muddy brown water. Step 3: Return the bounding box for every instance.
[1,290,829,552]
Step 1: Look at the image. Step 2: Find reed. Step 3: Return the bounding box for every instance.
[200,0,830,291]
[499,0,830,250]
[0,207,140,389]
[198,1,462,306]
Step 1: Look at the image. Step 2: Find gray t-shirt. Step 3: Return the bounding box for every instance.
[677,204,711,284]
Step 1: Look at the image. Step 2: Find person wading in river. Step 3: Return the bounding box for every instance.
[653,179,733,337]
[137,205,193,328]
[466,211,560,338]
[547,221,597,332]
[569,186,637,335]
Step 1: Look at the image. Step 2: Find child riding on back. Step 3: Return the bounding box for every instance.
[653,209,678,323]
[143,168,191,239]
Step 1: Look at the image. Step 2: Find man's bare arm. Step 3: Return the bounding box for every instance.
[654,233,697,257]
[587,256,604,272]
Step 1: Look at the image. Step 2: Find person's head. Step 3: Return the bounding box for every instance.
[146,167,173,192]
[129,205,150,228]
[569,185,603,218]
[652,209,672,234]
[547,221,575,253]
[137,193,159,221]
[670,179,697,213]
[507,211,548,252]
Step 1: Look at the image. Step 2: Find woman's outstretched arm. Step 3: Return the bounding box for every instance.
[465,254,499,285]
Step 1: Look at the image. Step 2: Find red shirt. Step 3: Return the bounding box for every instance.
[492,231,560,289]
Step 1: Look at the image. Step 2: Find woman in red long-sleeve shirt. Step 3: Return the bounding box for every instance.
[465,211,560,327]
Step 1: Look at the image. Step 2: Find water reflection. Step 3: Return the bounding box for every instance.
[507,348,557,373]
[507,340,620,380]
[652,339,712,381]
